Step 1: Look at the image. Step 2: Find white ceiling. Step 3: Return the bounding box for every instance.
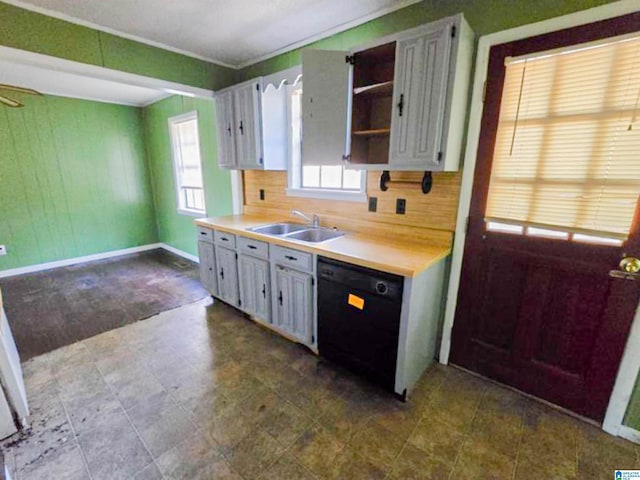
[6,0,421,68]
[0,58,170,106]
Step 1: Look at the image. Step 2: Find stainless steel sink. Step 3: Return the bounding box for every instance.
[248,222,309,235]
[284,228,345,243]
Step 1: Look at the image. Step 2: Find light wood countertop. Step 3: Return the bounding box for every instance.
[195,215,452,277]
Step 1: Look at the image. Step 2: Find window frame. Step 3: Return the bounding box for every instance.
[284,81,367,203]
[168,110,206,217]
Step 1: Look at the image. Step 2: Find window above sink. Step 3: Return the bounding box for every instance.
[285,81,367,203]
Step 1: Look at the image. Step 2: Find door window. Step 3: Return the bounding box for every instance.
[485,34,640,244]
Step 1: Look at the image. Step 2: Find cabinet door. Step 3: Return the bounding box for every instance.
[412,25,452,169]
[274,266,313,344]
[261,84,288,171]
[389,36,424,165]
[238,255,271,322]
[197,240,217,296]
[274,266,292,332]
[233,80,263,169]
[238,254,256,314]
[215,90,237,168]
[216,246,239,306]
[389,25,452,168]
[302,50,351,166]
[288,269,313,344]
[253,258,271,322]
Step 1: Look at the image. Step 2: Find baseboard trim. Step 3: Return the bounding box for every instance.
[0,243,165,278]
[159,243,199,263]
[0,243,200,278]
[618,425,640,445]
[0,243,200,279]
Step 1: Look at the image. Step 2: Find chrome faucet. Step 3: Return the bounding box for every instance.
[291,210,320,227]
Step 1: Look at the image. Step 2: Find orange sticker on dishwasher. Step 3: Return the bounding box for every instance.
[348,294,365,310]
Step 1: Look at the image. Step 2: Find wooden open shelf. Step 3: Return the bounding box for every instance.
[352,128,391,136]
[353,81,394,98]
[350,41,396,165]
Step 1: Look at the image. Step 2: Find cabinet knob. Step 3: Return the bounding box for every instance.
[239,120,244,135]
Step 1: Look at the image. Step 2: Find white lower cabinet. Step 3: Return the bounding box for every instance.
[216,246,239,307]
[197,240,218,296]
[238,254,270,323]
[273,265,313,344]
[197,228,315,347]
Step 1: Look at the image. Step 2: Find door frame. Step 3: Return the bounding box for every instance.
[439,0,640,439]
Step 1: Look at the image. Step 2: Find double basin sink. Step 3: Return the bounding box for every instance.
[248,222,345,243]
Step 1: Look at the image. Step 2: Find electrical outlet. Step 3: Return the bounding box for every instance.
[396,198,406,215]
[368,197,377,212]
[0,245,6,256]
[259,189,265,200]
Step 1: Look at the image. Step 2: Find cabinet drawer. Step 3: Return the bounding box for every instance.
[215,230,236,248]
[197,227,214,243]
[271,245,313,272]
[237,236,269,259]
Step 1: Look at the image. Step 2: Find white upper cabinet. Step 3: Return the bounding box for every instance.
[390,23,452,168]
[301,13,473,172]
[214,66,300,171]
[389,36,422,165]
[301,50,351,166]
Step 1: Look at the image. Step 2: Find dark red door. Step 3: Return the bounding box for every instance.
[450,14,640,421]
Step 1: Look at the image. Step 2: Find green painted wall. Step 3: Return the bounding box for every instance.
[625,370,640,429]
[0,1,236,90]
[239,0,617,80]
[0,94,157,270]
[143,96,233,257]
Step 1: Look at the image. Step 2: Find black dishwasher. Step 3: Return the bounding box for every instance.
[317,256,403,392]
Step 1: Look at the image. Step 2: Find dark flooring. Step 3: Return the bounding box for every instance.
[3,299,639,479]
[0,249,208,360]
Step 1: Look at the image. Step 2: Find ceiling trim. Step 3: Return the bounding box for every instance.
[1,0,237,69]
[2,0,423,70]
[235,0,423,68]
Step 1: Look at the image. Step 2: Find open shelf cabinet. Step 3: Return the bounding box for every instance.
[349,42,396,165]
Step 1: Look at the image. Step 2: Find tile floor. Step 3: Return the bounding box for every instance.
[2,298,639,480]
[0,249,206,360]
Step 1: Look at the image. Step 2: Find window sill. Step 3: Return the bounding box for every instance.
[286,188,367,203]
[177,208,206,218]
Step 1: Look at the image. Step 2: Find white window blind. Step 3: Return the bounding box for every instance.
[485,34,640,240]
